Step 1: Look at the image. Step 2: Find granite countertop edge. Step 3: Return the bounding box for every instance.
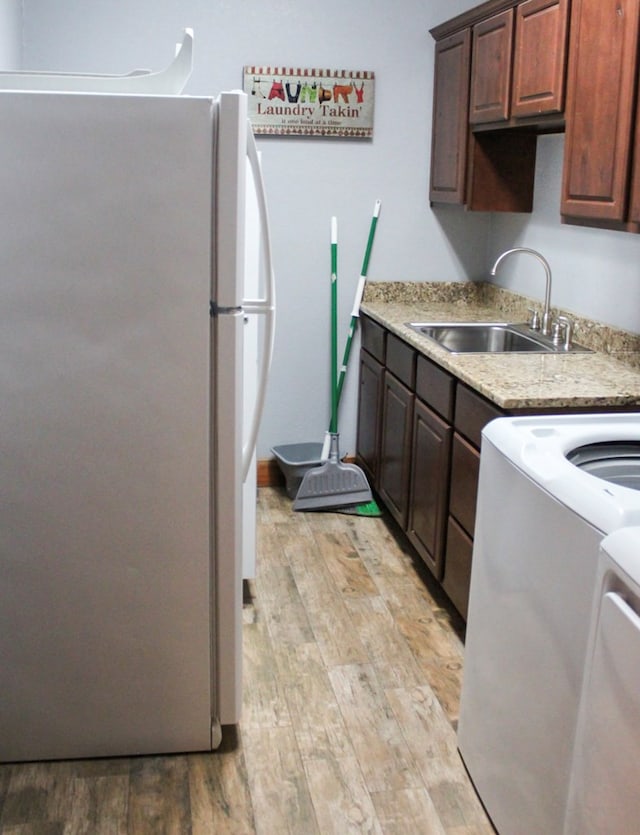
[360,282,640,410]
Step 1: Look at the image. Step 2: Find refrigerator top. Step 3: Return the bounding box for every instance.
[0,29,194,95]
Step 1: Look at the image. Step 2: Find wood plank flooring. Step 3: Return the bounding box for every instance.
[0,488,494,834]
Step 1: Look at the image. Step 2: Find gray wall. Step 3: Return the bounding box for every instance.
[0,0,21,68]
[13,0,640,457]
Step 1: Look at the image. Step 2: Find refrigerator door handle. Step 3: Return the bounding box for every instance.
[242,124,276,481]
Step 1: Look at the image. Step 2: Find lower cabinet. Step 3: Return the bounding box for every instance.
[356,316,633,620]
[448,432,480,537]
[407,400,452,580]
[356,316,386,485]
[442,430,482,618]
[356,347,384,485]
[356,316,503,621]
[442,517,474,617]
[379,370,414,529]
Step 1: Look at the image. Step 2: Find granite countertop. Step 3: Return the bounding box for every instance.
[360,282,640,410]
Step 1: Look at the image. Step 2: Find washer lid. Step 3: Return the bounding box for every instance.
[567,441,640,491]
[482,414,640,534]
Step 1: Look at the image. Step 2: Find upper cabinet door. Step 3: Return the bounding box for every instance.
[511,0,569,118]
[469,8,514,125]
[629,99,640,223]
[429,29,471,204]
[561,0,640,221]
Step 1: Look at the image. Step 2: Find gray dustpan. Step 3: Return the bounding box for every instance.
[293,432,372,511]
[293,217,372,512]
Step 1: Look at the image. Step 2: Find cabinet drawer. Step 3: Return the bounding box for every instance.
[416,355,455,421]
[361,315,386,363]
[454,383,503,447]
[443,516,473,621]
[386,334,416,389]
[449,432,480,538]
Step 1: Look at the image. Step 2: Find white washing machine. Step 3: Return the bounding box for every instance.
[564,526,640,835]
[457,413,640,835]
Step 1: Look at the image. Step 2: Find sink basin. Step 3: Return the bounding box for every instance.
[406,322,590,354]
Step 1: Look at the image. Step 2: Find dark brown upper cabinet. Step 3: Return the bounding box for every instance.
[429,0,568,212]
[562,0,640,223]
[447,0,640,232]
[511,0,569,118]
[629,95,640,225]
[469,8,515,125]
[429,29,471,203]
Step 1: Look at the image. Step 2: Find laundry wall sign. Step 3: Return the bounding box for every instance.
[243,67,375,138]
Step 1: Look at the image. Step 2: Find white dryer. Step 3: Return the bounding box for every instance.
[564,526,640,835]
[457,413,640,835]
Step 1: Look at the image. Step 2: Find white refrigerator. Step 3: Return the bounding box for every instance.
[0,86,274,761]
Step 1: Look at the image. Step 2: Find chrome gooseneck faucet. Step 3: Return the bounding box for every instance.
[490,247,553,336]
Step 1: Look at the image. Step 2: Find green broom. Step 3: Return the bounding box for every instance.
[323,200,383,517]
[292,217,374,513]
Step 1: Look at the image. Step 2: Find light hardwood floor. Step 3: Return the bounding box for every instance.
[0,488,494,834]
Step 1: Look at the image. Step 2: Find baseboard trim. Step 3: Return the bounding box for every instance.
[258,458,285,488]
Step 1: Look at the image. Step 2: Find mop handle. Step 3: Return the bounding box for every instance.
[336,199,381,407]
[330,216,338,435]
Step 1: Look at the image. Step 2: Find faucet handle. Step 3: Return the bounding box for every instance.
[527,307,541,330]
[554,315,574,350]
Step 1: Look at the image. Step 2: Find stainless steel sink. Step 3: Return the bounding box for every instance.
[406,322,590,354]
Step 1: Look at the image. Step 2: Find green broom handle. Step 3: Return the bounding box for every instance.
[336,199,381,407]
[330,216,338,435]
[360,199,381,277]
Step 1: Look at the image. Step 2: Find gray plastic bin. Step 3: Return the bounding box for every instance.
[271,442,323,499]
